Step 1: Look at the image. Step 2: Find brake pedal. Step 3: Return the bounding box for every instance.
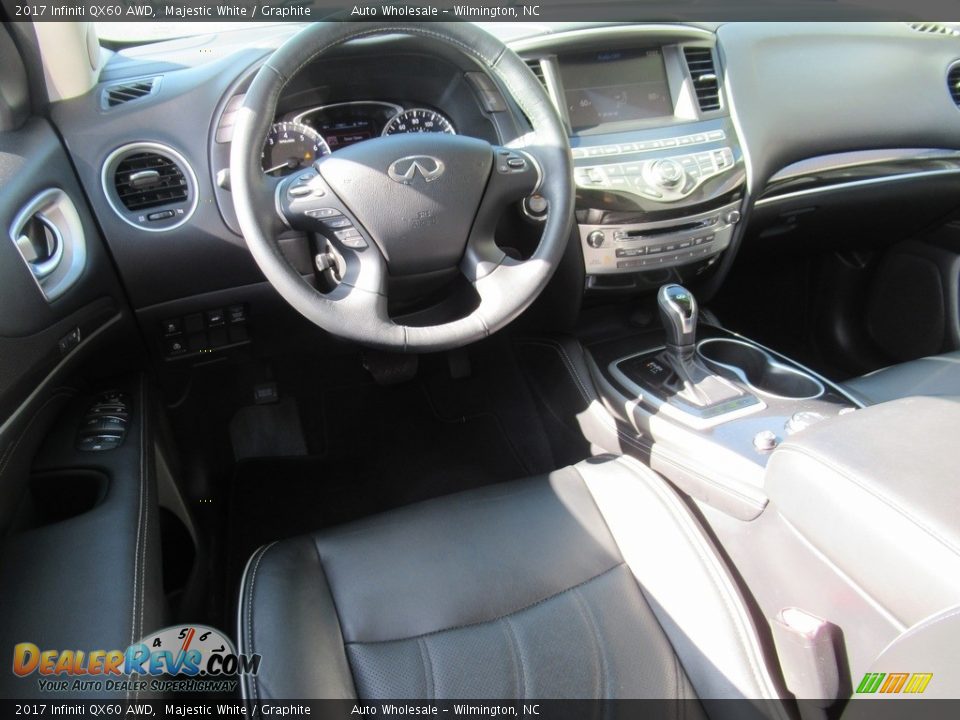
[362,350,418,386]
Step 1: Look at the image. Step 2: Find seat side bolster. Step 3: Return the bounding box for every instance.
[575,456,788,707]
[238,538,357,701]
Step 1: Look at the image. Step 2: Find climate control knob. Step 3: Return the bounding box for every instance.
[650,159,685,188]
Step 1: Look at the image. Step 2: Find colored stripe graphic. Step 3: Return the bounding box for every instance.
[856,673,885,694]
[880,673,909,693]
[904,673,933,694]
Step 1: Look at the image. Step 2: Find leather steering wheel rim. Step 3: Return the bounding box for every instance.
[230,22,573,352]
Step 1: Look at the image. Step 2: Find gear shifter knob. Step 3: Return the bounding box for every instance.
[658,284,698,351]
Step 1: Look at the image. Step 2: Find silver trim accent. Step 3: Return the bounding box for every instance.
[755,166,960,207]
[290,100,405,125]
[696,338,825,401]
[608,345,767,431]
[946,59,960,111]
[8,188,87,302]
[766,148,960,184]
[100,142,199,233]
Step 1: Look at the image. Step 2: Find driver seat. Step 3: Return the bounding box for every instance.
[237,455,783,703]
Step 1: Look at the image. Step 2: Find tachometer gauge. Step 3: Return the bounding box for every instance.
[261,122,330,176]
[382,108,456,136]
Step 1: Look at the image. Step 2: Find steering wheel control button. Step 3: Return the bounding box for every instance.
[287,184,314,198]
[497,150,530,174]
[322,216,354,229]
[753,430,780,452]
[335,230,368,249]
[304,208,341,219]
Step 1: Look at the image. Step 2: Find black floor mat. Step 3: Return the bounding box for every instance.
[227,350,551,592]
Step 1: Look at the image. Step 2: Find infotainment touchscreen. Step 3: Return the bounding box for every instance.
[559,48,673,132]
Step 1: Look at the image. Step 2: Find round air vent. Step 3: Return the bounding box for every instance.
[101,142,198,232]
[948,62,960,108]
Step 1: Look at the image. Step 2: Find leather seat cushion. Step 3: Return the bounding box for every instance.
[239,457,782,703]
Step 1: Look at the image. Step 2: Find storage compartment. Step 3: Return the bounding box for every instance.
[15,469,108,531]
[697,337,824,399]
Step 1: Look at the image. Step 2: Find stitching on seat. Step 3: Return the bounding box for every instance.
[345,563,625,646]
[245,541,278,702]
[774,444,960,557]
[572,587,606,700]
[134,376,149,702]
[417,637,435,699]
[614,455,783,704]
[502,617,526,700]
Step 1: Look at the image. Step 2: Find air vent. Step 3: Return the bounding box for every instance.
[906,22,960,37]
[102,77,159,108]
[102,143,197,232]
[114,152,187,210]
[683,47,722,112]
[524,59,548,90]
[949,64,960,107]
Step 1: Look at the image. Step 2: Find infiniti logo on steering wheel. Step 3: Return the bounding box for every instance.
[387,155,446,184]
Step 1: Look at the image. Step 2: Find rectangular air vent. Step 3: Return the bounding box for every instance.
[524,59,549,91]
[907,22,960,37]
[114,152,188,211]
[102,77,159,108]
[949,65,960,107]
[683,47,722,112]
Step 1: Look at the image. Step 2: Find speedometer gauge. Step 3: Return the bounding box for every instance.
[382,108,456,136]
[262,122,330,176]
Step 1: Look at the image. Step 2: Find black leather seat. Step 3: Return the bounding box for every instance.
[238,456,783,701]
[843,350,960,405]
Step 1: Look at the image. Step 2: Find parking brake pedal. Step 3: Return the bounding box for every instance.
[362,351,418,386]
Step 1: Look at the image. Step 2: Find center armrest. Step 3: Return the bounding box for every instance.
[765,395,960,627]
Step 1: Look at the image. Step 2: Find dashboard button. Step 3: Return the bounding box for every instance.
[587,230,605,248]
[661,138,678,148]
[619,143,638,153]
[707,130,725,141]
[602,146,620,155]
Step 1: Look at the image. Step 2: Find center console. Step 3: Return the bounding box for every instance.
[584,284,862,521]
[521,33,746,291]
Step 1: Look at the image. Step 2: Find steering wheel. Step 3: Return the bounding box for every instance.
[230,23,573,352]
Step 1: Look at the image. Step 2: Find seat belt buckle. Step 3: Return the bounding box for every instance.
[771,607,844,706]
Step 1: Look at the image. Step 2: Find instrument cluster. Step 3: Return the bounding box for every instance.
[261,101,456,176]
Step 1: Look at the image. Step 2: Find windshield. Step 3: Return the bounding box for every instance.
[95,22,288,42]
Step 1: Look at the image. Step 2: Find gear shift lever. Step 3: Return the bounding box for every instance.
[654,284,742,409]
[658,284,698,354]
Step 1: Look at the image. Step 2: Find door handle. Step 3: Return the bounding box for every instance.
[8,188,86,301]
[15,214,64,279]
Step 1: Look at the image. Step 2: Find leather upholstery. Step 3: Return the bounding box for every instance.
[766,396,960,628]
[239,456,785,705]
[843,350,960,405]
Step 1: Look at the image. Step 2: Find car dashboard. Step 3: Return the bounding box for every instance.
[45,21,960,364]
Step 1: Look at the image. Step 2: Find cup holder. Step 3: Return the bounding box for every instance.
[697,338,824,400]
